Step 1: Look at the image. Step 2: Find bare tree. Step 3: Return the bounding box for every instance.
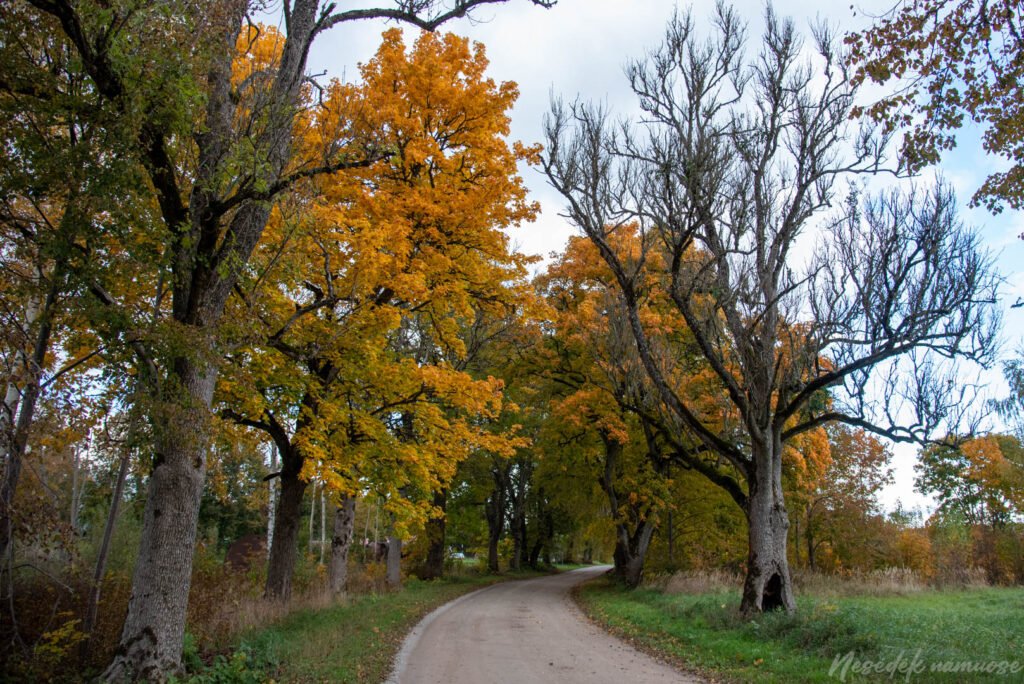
[543,4,998,613]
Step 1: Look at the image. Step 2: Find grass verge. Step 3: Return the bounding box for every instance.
[575,579,1024,683]
[176,568,556,683]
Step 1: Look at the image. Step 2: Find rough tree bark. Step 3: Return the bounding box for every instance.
[21,1,556,678]
[740,439,795,613]
[386,534,402,589]
[417,489,447,580]
[106,360,217,680]
[485,464,508,573]
[543,6,995,616]
[329,495,356,595]
[265,444,308,600]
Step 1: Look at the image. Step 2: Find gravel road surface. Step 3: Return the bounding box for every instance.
[387,565,702,683]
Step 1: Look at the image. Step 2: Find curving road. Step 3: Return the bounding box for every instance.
[387,565,701,684]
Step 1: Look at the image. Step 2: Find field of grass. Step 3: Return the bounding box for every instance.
[175,566,558,683]
[576,579,1024,683]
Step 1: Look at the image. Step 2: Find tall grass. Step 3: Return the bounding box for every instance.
[649,567,951,599]
[579,571,1024,683]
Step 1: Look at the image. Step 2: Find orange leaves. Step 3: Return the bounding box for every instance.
[232,24,285,92]
[782,426,832,496]
[218,26,540,533]
[961,435,1024,515]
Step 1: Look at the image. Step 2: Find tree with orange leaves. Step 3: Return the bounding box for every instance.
[847,1,1024,212]
[917,434,1024,526]
[538,229,749,586]
[789,425,893,571]
[218,27,538,600]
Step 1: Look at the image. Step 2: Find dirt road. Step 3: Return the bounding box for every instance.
[387,566,701,683]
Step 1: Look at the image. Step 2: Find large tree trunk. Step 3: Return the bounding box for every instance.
[386,534,402,589]
[528,535,543,569]
[740,440,795,614]
[485,466,507,573]
[328,495,356,595]
[417,489,447,580]
[265,448,307,600]
[599,435,657,588]
[103,362,215,681]
[611,519,657,588]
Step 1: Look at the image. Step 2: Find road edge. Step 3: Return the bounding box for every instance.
[383,578,510,683]
[570,576,715,683]
[384,567,603,683]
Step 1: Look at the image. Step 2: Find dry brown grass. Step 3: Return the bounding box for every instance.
[192,557,418,650]
[648,566,942,598]
[793,567,928,597]
[646,568,741,594]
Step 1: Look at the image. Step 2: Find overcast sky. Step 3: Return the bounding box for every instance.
[294,0,1024,514]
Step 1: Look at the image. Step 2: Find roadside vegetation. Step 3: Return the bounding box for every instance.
[577,571,1024,683]
[176,564,560,684]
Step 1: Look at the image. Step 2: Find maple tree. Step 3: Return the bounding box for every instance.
[847,1,1024,212]
[538,230,737,586]
[544,5,998,613]
[790,425,893,571]
[217,25,537,599]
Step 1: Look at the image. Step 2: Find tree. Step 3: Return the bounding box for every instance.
[847,1,1024,212]
[543,3,998,613]
[995,347,1024,439]
[218,25,537,599]
[15,1,554,678]
[793,425,893,571]
[539,231,690,587]
[0,3,159,567]
[917,434,1024,526]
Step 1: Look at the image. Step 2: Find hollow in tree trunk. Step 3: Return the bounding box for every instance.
[740,443,796,614]
[328,495,356,595]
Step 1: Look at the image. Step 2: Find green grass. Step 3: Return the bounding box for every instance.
[178,568,555,683]
[576,581,1024,683]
